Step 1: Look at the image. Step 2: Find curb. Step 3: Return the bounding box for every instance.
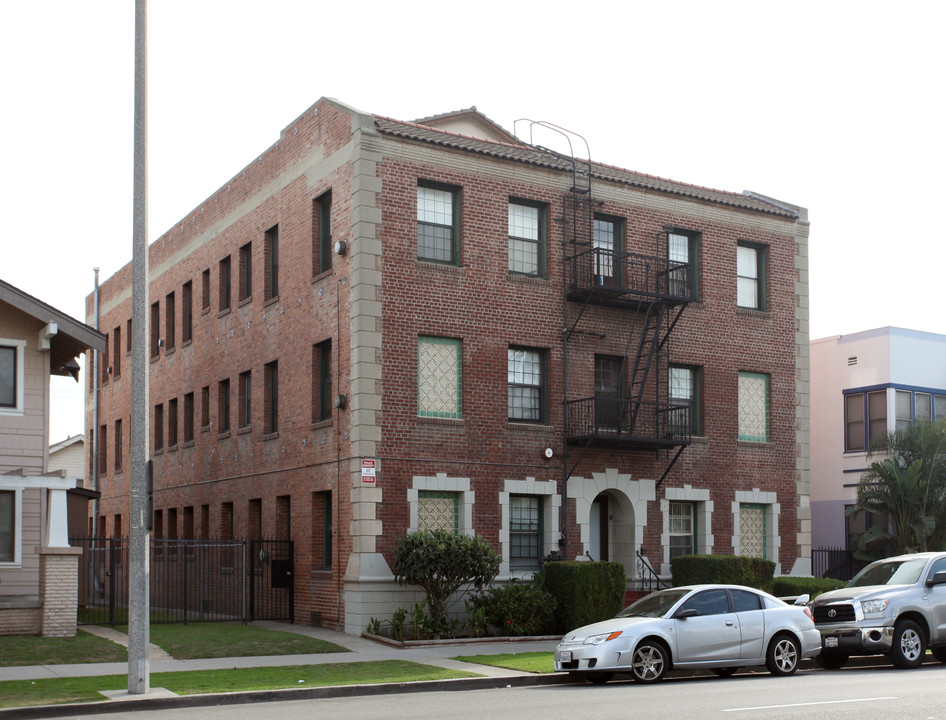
[0,673,572,720]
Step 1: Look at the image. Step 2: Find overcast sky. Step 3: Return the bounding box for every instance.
[2,1,943,441]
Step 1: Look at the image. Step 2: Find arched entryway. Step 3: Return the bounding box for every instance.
[588,489,636,572]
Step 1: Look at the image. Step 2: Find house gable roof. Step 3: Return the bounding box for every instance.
[0,279,106,379]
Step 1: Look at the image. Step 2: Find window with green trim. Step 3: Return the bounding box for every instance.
[669,364,702,436]
[418,491,458,534]
[737,241,767,310]
[738,371,769,442]
[418,336,462,419]
[417,183,459,264]
[508,199,546,278]
[510,495,543,568]
[508,347,546,422]
[740,503,767,559]
[668,501,695,559]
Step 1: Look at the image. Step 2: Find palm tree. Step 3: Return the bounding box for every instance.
[848,420,946,556]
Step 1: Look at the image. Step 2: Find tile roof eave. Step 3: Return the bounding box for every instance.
[374,118,799,219]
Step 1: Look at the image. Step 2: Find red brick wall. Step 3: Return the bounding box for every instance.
[87,100,803,629]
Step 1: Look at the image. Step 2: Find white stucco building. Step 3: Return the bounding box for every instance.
[810,327,946,550]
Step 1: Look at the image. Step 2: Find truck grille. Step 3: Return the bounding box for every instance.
[814,604,856,624]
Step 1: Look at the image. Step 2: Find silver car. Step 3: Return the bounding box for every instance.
[554,584,821,683]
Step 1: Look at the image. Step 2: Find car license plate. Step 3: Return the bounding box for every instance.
[824,636,839,648]
[560,651,572,663]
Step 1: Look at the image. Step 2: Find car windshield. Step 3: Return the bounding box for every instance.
[616,588,690,618]
[848,559,926,587]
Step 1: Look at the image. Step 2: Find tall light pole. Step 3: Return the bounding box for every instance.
[128,0,150,695]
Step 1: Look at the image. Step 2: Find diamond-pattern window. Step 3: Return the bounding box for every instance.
[418,337,461,418]
[738,371,769,442]
[740,503,766,559]
[418,491,458,534]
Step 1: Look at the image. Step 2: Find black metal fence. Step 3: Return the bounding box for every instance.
[72,537,293,625]
[812,547,868,582]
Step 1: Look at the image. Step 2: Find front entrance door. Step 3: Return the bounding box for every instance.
[590,495,609,561]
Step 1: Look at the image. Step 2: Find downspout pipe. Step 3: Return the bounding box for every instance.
[93,266,100,539]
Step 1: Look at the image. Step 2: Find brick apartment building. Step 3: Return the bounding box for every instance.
[86,98,811,633]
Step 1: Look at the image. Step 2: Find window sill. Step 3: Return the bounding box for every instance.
[506,421,555,433]
[165,347,176,356]
[167,444,178,453]
[312,269,333,284]
[507,273,551,287]
[238,297,252,308]
[201,306,211,316]
[237,425,252,435]
[310,419,333,430]
[310,569,333,578]
[417,415,464,426]
[735,307,771,319]
[262,431,279,441]
[737,439,774,449]
[217,308,231,319]
[263,295,279,309]
[201,425,211,434]
[217,430,231,440]
[153,449,164,456]
[182,339,193,349]
[183,440,195,449]
[415,260,466,276]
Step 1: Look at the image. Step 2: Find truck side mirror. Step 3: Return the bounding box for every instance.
[927,570,946,587]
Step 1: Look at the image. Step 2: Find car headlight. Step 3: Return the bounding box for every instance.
[860,599,889,614]
[583,631,623,645]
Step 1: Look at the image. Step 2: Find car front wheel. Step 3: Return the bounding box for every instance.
[766,634,801,676]
[888,619,926,669]
[631,641,668,683]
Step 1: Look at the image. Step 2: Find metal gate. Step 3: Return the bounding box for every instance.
[73,537,293,625]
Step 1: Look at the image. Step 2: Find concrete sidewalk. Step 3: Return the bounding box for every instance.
[0,622,567,717]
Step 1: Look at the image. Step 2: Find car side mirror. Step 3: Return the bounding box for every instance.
[674,608,699,619]
[927,570,946,587]
[793,594,810,605]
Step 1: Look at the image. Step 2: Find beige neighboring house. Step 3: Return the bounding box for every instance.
[1,279,105,636]
[49,435,98,540]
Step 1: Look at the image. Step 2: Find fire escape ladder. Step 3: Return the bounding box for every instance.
[626,302,666,432]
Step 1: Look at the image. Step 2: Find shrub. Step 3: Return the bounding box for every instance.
[770,576,845,599]
[473,579,557,636]
[670,554,775,588]
[394,530,500,638]
[542,561,625,634]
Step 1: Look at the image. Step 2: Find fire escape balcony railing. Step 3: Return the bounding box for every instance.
[566,247,694,305]
[565,397,691,449]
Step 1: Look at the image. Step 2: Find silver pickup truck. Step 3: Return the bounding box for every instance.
[810,552,946,669]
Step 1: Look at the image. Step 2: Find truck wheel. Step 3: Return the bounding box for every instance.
[888,619,926,669]
[815,651,849,669]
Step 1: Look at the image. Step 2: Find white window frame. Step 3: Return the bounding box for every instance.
[731,489,780,574]
[500,478,559,577]
[0,487,23,567]
[0,339,26,416]
[408,473,473,535]
[660,486,713,575]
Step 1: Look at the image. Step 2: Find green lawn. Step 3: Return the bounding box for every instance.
[145,623,349,659]
[0,661,479,709]
[0,630,127,666]
[453,651,555,674]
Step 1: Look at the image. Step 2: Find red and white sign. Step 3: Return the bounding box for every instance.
[361,459,376,485]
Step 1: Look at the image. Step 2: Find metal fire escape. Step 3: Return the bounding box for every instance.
[559,150,695,489]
